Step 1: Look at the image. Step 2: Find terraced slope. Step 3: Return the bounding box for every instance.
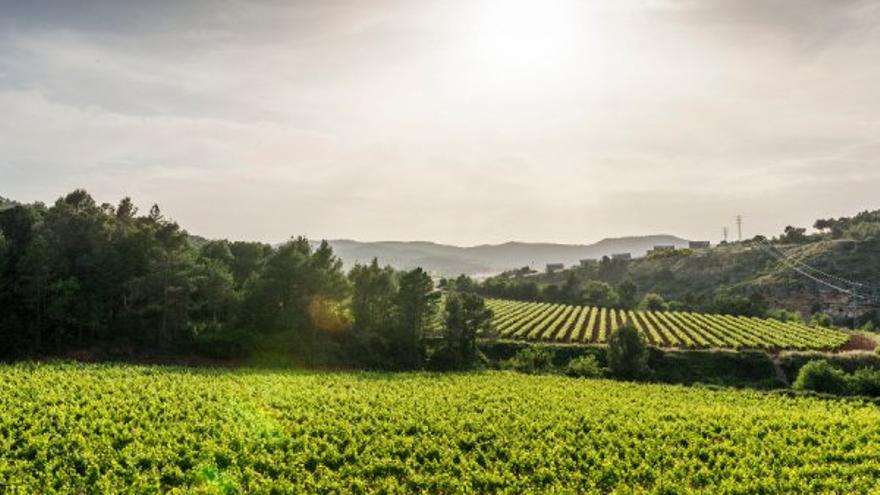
[486,298,850,351]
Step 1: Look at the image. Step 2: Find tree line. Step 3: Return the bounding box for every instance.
[0,190,490,369]
[452,267,798,320]
[452,270,760,313]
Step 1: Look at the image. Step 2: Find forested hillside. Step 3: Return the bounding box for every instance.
[473,210,880,327]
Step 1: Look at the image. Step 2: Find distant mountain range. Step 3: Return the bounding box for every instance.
[2,194,690,275]
[321,235,691,276]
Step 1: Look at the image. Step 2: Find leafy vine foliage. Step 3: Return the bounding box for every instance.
[2,363,880,493]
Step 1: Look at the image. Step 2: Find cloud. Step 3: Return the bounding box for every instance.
[1,0,879,244]
[0,88,343,223]
[651,0,880,51]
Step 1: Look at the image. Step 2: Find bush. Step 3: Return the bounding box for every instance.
[639,293,668,312]
[607,325,649,380]
[581,281,619,308]
[792,360,849,395]
[565,355,605,378]
[191,327,255,359]
[810,312,833,328]
[501,347,555,374]
[849,368,880,397]
[666,301,687,312]
[767,308,803,324]
[779,351,880,377]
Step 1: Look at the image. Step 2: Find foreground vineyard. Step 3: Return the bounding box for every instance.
[2,364,880,493]
[486,298,850,351]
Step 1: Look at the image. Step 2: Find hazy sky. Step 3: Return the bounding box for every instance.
[2,0,879,245]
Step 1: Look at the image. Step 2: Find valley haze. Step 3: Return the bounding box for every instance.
[316,235,690,276]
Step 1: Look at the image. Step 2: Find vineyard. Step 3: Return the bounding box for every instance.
[486,299,850,351]
[2,363,880,493]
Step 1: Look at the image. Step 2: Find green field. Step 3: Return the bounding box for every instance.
[2,364,880,493]
[486,298,851,351]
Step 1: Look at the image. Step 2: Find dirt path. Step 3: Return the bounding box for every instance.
[769,355,789,387]
[839,334,878,352]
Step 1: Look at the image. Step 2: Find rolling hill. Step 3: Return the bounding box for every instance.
[322,235,691,276]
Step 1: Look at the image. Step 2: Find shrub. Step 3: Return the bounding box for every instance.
[767,308,803,324]
[502,347,555,374]
[666,301,687,312]
[565,355,605,378]
[639,293,668,312]
[792,360,849,395]
[607,325,649,380]
[191,327,255,359]
[849,368,880,397]
[779,351,880,377]
[581,281,619,308]
[810,312,833,328]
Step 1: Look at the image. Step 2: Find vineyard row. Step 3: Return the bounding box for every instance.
[484,299,850,351]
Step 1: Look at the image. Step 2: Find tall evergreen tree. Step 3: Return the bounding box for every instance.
[442,292,493,369]
[617,280,637,309]
[393,268,440,369]
[348,259,398,366]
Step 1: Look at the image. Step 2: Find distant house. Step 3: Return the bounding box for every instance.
[689,241,711,250]
[579,258,598,267]
[611,253,632,261]
[546,263,564,273]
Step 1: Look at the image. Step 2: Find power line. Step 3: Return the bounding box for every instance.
[756,237,880,291]
[769,243,880,291]
[754,239,880,305]
[760,244,857,295]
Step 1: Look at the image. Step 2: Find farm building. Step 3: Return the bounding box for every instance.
[546,263,564,273]
[689,241,711,249]
[611,253,632,261]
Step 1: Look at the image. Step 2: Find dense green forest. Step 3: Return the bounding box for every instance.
[0,190,489,369]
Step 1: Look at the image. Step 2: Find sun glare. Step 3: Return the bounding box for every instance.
[474,0,578,65]
[452,0,601,92]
